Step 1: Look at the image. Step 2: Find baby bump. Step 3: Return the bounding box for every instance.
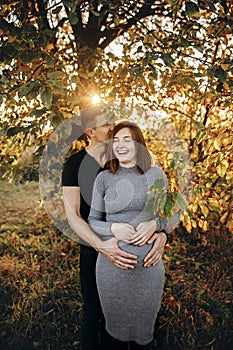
[118,241,153,267]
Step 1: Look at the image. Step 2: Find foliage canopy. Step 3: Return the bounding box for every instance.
[0,0,232,234]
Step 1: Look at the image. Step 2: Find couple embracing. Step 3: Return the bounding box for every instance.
[62,104,169,350]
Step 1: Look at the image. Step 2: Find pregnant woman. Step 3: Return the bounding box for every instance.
[88,121,168,350]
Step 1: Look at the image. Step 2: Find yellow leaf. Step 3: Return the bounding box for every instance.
[208,197,219,206]
[73,105,80,115]
[216,159,228,177]
[226,171,233,182]
[191,219,197,228]
[198,219,208,231]
[199,203,209,218]
[203,221,208,231]
[220,212,228,224]
[214,136,224,150]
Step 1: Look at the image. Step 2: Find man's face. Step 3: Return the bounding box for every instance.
[92,113,114,143]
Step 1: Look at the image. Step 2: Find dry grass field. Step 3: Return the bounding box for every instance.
[0,180,232,350]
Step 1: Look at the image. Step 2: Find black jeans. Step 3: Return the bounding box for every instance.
[103,333,154,350]
[80,244,105,350]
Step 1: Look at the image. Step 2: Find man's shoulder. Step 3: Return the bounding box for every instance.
[64,148,86,166]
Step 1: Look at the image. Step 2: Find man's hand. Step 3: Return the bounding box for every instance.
[144,232,167,267]
[129,220,157,246]
[111,223,136,243]
[98,237,137,270]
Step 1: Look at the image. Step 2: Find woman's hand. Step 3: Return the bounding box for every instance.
[129,220,157,246]
[111,223,136,243]
[144,231,167,267]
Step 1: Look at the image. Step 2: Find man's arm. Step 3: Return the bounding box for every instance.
[144,231,167,267]
[63,186,137,269]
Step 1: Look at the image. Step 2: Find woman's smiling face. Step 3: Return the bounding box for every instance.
[112,127,137,167]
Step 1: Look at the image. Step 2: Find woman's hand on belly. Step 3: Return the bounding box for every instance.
[129,220,157,246]
[111,222,136,243]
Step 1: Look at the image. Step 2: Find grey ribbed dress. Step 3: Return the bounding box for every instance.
[88,166,167,345]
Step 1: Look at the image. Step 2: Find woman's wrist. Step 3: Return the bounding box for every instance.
[153,218,161,232]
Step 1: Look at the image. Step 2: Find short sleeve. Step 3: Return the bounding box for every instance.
[62,155,79,187]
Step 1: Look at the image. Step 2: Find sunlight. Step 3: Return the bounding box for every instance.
[92,94,101,104]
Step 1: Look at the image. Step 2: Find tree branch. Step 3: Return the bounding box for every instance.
[99,0,158,49]
[34,0,51,30]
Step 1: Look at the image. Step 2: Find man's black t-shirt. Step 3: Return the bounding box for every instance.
[62,148,104,224]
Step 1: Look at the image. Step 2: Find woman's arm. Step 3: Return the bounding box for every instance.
[88,172,113,237]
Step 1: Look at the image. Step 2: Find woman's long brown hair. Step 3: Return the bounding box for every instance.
[106,121,151,174]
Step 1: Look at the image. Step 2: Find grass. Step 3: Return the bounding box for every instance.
[0,180,232,350]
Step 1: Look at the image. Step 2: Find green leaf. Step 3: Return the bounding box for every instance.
[174,192,187,210]
[30,108,47,119]
[40,86,53,109]
[63,0,73,9]
[114,14,120,26]
[48,71,66,79]
[43,29,56,36]
[21,23,38,39]
[214,67,227,82]
[186,208,193,218]
[120,67,128,77]
[0,74,9,85]
[161,53,174,66]
[18,81,39,98]
[170,159,176,169]
[52,6,63,14]
[20,52,38,63]
[183,77,198,88]
[38,34,48,48]
[151,179,166,190]
[43,54,54,66]
[158,189,168,212]
[149,70,158,79]
[52,113,64,128]
[69,12,79,25]
[185,1,200,18]
[164,195,173,217]
[204,0,216,11]
[50,81,66,94]
[6,126,27,137]
[181,38,190,47]
[152,192,161,214]
[90,9,100,17]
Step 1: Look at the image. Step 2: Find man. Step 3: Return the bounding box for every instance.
[62,104,167,350]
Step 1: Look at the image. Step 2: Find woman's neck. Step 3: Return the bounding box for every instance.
[119,161,136,168]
